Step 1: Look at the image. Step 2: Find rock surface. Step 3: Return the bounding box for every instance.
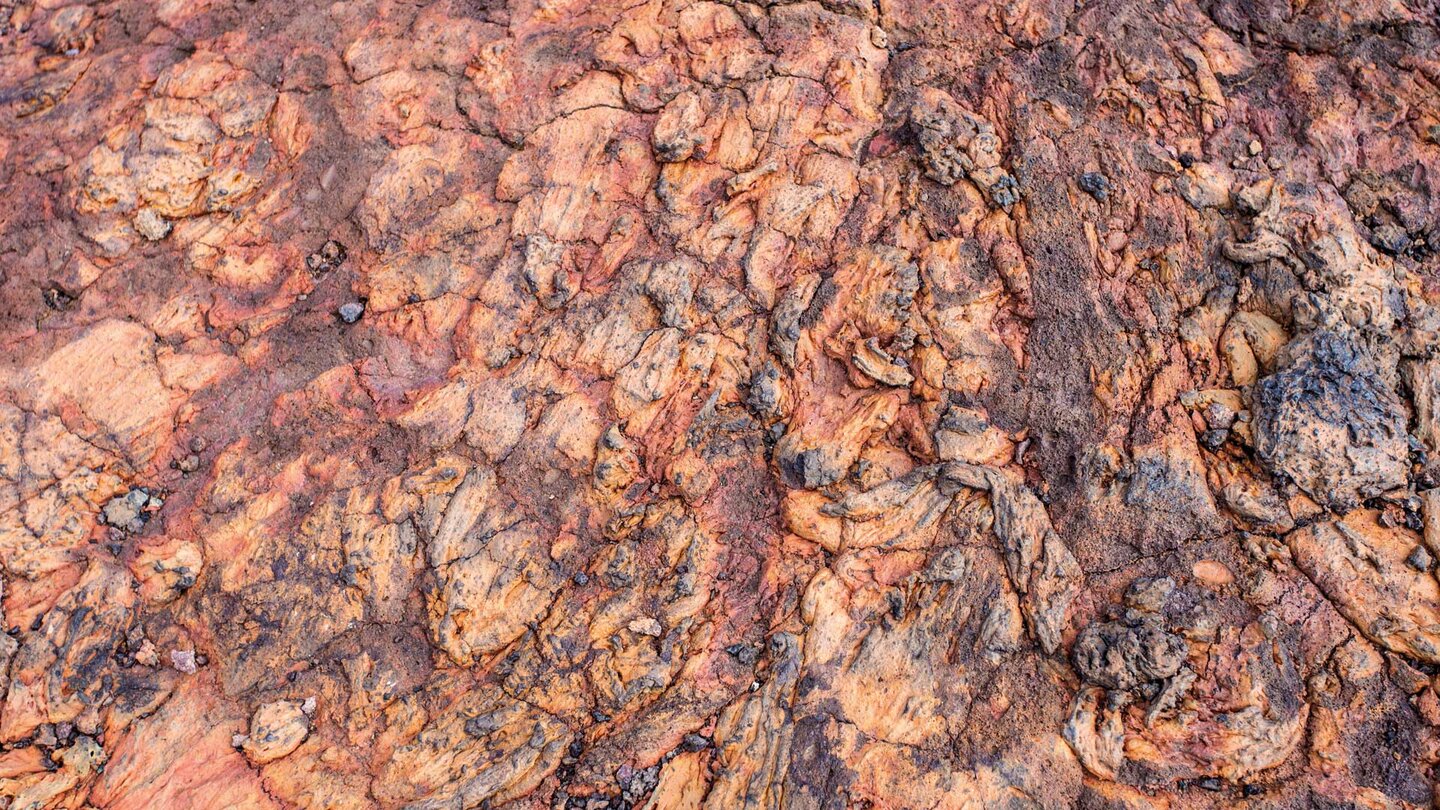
[1,0,1439,808]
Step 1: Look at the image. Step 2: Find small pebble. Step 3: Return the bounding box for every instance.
[680,733,711,751]
[1199,428,1229,450]
[134,208,171,241]
[338,302,366,324]
[1371,224,1411,256]
[1406,545,1433,571]
[1077,171,1110,201]
[307,240,348,274]
[989,174,1020,208]
[42,286,75,311]
[464,716,496,738]
[628,617,662,637]
[170,649,197,674]
[1192,560,1235,587]
[1247,139,1262,155]
[102,488,154,532]
[725,643,758,665]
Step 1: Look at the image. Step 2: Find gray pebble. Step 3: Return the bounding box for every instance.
[1406,544,1433,571]
[338,302,366,324]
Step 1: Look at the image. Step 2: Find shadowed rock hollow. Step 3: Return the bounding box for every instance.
[2,0,1440,807]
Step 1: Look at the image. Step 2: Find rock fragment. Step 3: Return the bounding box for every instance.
[170,649,197,674]
[1078,171,1110,200]
[133,207,171,241]
[101,488,158,532]
[1251,329,1408,510]
[337,301,365,324]
[237,700,311,765]
[305,240,347,274]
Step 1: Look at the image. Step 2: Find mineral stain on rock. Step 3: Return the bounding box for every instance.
[2,0,1440,808]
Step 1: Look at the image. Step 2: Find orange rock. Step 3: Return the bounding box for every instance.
[3,0,1440,806]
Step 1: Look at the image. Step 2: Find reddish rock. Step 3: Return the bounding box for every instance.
[2,0,1439,807]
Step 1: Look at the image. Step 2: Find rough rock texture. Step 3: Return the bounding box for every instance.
[2,0,1440,808]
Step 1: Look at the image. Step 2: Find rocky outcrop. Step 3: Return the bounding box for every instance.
[2,0,1440,807]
